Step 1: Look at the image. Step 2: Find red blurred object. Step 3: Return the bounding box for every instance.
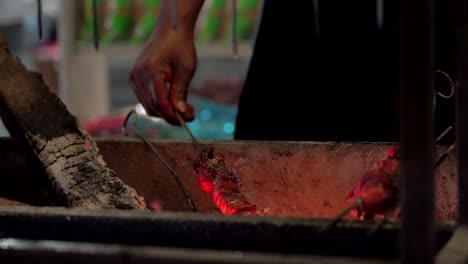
[346,146,400,220]
[149,199,163,212]
[83,115,126,137]
[193,147,257,215]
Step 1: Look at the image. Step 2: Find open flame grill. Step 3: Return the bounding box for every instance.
[1,0,468,262]
[0,138,459,263]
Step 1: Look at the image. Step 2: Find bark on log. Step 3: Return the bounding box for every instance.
[0,35,147,210]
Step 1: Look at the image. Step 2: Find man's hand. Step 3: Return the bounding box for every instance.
[129,0,205,125]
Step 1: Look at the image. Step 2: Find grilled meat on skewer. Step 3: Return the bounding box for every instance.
[193,147,257,215]
[346,146,400,220]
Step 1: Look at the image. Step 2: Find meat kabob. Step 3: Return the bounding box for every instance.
[175,113,257,215]
[193,147,257,215]
[321,126,454,233]
[323,72,456,231]
[123,108,257,215]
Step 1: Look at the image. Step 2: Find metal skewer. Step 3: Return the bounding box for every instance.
[92,0,100,51]
[366,206,398,236]
[37,0,43,40]
[436,126,453,144]
[123,110,197,212]
[319,199,363,233]
[434,144,455,169]
[232,0,239,59]
[175,112,202,149]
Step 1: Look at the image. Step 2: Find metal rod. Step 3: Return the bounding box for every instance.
[435,126,453,144]
[92,0,100,51]
[400,0,435,262]
[37,0,43,40]
[175,112,202,149]
[366,207,397,237]
[455,0,468,226]
[319,199,363,233]
[312,0,320,37]
[434,144,455,169]
[171,0,177,30]
[376,0,384,31]
[123,111,197,212]
[232,0,238,59]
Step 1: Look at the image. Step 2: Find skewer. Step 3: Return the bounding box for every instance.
[319,199,363,233]
[123,110,197,212]
[175,112,202,149]
[434,144,455,169]
[171,0,178,30]
[37,0,43,40]
[435,126,453,144]
[92,0,100,51]
[366,206,398,236]
[232,0,239,59]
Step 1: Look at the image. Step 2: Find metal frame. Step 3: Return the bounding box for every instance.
[0,207,455,262]
[399,0,436,262]
[435,0,468,263]
[454,0,468,227]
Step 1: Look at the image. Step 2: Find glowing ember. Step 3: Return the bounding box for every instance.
[193,147,257,215]
[149,199,163,212]
[84,139,91,149]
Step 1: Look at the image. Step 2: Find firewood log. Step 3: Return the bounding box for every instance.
[0,34,147,210]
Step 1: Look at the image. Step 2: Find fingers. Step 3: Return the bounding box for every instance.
[129,65,179,125]
[129,48,196,125]
[170,65,195,122]
[129,67,159,116]
[152,73,181,125]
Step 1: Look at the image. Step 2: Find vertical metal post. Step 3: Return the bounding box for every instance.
[232,0,238,59]
[376,0,384,31]
[37,0,43,40]
[92,0,100,51]
[312,0,320,37]
[455,0,468,224]
[400,0,435,263]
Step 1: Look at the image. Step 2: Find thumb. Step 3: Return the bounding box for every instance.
[170,67,195,122]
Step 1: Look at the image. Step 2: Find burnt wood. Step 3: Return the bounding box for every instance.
[0,35,146,210]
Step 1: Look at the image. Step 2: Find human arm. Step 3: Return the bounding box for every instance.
[129,0,206,125]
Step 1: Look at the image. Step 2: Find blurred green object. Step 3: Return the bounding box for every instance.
[79,0,105,43]
[131,0,161,44]
[101,0,134,45]
[223,0,259,42]
[197,0,226,43]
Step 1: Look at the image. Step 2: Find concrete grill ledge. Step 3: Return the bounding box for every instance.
[0,206,455,262]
